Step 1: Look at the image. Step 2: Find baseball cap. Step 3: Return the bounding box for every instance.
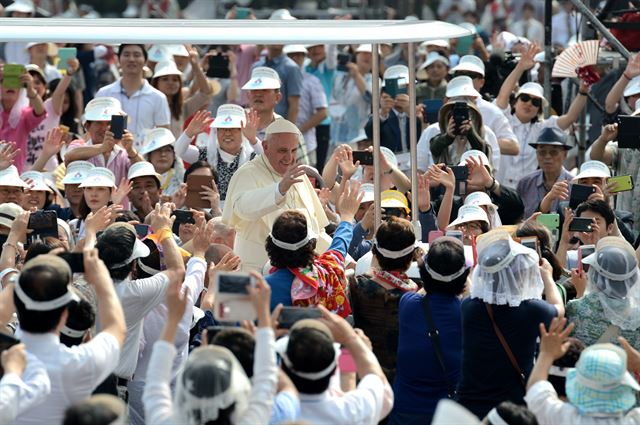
[464,191,497,209]
[242,67,281,90]
[20,171,52,193]
[61,161,95,185]
[25,64,45,81]
[450,55,485,76]
[458,150,490,168]
[355,44,381,54]
[573,160,611,181]
[139,128,176,156]
[0,165,29,189]
[0,202,24,229]
[269,8,296,20]
[516,82,548,106]
[384,65,409,83]
[445,76,481,98]
[127,161,161,184]
[212,104,246,129]
[153,60,182,79]
[78,167,116,188]
[83,97,124,122]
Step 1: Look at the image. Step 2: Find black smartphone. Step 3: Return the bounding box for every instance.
[423,99,443,124]
[384,78,399,98]
[569,184,596,209]
[134,223,150,239]
[58,252,85,274]
[278,307,322,329]
[217,272,253,294]
[337,52,352,72]
[352,150,373,166]
[451,165,469,181]
[171,210,195,235]
[617,116,640,149]
[452,102,469,134]
[207,55,230,79]
[569,217,594,232]
[110,115,127,140]
[27,211,58,239]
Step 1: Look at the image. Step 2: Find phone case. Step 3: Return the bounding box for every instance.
[608,175,634,193]
[536,214,560,230]
[569,184,596,209]
[57,47,77,70]
[2,64,25,89]
[186,175,214,209]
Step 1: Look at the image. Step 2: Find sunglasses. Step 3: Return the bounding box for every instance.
[518,94,542,108]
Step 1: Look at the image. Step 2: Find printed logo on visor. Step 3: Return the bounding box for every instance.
[224,115,233,123]
[252,78,262,85]
[73,172,82,178]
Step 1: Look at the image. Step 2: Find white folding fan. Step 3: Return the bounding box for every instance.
[552,40,600,78]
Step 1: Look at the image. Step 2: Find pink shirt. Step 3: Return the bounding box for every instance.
[0,107,46,173]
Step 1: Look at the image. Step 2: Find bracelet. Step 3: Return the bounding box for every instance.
[485,177,497,192]
[623,72,632,80]
[0,268,19,282]
[155,227,174,242]
[579,91,588,96]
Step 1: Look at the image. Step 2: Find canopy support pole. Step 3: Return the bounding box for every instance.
[408,42,420,240]
[372,43,382,231]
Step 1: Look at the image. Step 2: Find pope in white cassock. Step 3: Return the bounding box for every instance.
[222,118,330,271]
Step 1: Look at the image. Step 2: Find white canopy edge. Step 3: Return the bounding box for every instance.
[0,18,471,44]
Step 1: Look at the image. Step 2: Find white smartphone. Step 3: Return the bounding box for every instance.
[213,272,256,322]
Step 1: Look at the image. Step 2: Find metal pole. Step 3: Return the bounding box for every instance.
[372,43,382,231]
[543,0,552,118]
[569,0,631,59]
[407,42,420,237]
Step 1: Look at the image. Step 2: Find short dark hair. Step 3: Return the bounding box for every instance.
[115,210,141,223]
[548,337,585,397]
[492,401,539,425]
[372,217,417,272]
[419,238,467,296]
[24,237,67,263]
[183,160,219,184]
[60,298,95,347]
[282,327,336,394]
[266,211,316,269]
[14,264,69,333]
[117,44,148,62]
[575,199,615,226]
[63,399,120,425]
[96,224,137,280]
[515,222,563,281]
[212,328,255,378]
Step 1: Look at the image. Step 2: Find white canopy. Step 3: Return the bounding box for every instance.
[0,18,470,44]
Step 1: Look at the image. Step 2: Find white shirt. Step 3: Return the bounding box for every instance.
[476,98,517,145]
[551,10,580,46]
[95,79,171,151]
[416,122,501,174]
[525,380,640,425]
[0,354,50,425]
[511,18,545,45]
[14,331,120,425]
[106,273,170,379]
[297,70,328,153]
[494,105,561,188]
[299,374,393,425]
[143,328,278,425]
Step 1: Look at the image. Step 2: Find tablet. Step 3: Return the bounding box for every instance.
[617,115,640,149]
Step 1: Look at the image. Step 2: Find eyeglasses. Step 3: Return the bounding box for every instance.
[518,94,542,108]
[455,72,483,80]
[536,148,563,157]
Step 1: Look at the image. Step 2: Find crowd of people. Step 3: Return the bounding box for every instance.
[0,0,640,424]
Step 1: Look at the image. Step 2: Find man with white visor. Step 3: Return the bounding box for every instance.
[416,76,501,174]
[127,161,162,221]
[0,165,29,206]
[138,128,183,196]
[65,97,143,186]
[175,104,261,201]
[450,55,519,156]
[242,66,308,164]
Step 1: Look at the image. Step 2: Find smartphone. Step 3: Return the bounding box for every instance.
[428,230,444,244]
[171,209,195,235]
[277,307,322,329]
[213,272,256,322]
[569,184,596,210]
[57,252,85,274]
[0,333,20,376]
[110,115,127,140]
[451,165,469,181]
[607,175,634,193]
[206,55,230,79]
[520,236,540,259]
[423,99,443,124]
[2,64,25,89]
[57,47,77,70]
[578,244,595,273]
[339,348,357,373]
[537,213,560,231]
[445,229,464,242]
[205,325,230,344]
[186,174,215,209]
[617,115,640,149]
[384,78,399,98]
[235,7,250,19]
[27,211,58,238]
[568,217,594,233]
[452,102,469,134]
[352,150,373,166]
[337,52,352,72]
[134,223,150,239]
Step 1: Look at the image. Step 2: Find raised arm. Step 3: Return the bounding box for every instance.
[51,58,80,116]
[429,165,455,231]
[20,72,44,117]
[495,43,539,110]
[149,203,186,284]
[527,318,574,390]
[589,124,617,165]
[556,81,589,130]
[540,259,564,318]
[604,54,639,114]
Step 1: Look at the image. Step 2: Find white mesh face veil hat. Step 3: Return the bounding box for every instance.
[173,345,251,425]
[582,237,640,330]
[471,230,544,307]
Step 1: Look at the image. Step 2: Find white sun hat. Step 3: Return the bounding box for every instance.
[573,160,611,181]
[516,82,548,106]
[61,161,94,185]
[26,42,46,50]
[83,97,124,122]
[384,64,409,82]
[20,171,52,193]
[0,202,24,229]
[355,44,381,54]
[632,98,640,117]
[139,128,176,156]
[446,76,481,98]
[447,204,489,229]
[79,167,116,188]
[127,161,161,183]
[5,0,35,14]
[152,60,182,79]
[381,146,399,169]
[269,8,296,20]
[464,191,495,209]
[283,45,308,55]
[623,76,640,97]
[0,166,29,189]
[212,104,246,129]
[458,150,490,167]
[359,183,375,204]
[241,66,281,90]
[450,55,485,76]
[420,52,450,70]
[165,44,189,57]
[147,45,172,63]
[419,39,450,55]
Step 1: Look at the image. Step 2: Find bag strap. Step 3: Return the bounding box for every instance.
[596,324,620,344]
[421,295,456,398]
[485,303,527,389]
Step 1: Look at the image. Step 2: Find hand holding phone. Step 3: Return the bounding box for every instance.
[277,307,322,329]
[352,150,373,166]
[186,174,214,209]
[171,209,195,235]
[110,115,127,140]
[607,175,634,194]
[58,252,85,273]
[568,217,594,233]
[213,272,256,322]
[578,244,595,273]
[569,184,596,209]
